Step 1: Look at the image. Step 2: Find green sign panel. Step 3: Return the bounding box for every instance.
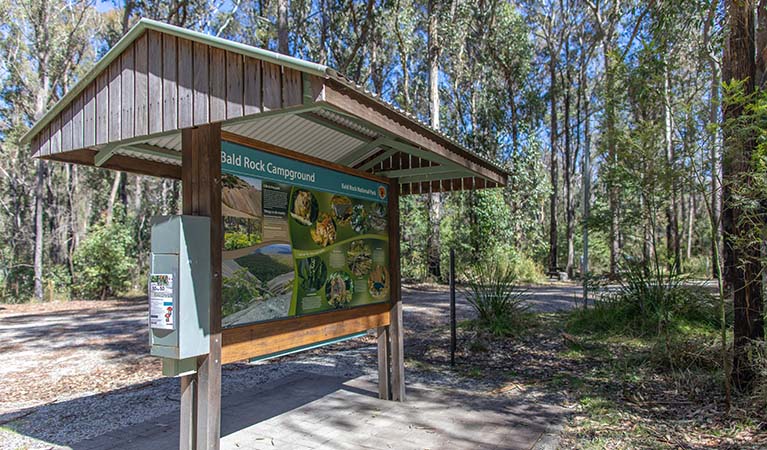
[221,141,390,328]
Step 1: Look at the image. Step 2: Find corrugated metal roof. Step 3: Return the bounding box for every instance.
[140,113,370,165]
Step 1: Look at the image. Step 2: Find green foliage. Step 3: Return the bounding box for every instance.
[222,268,264,317]
[0,265,35,303]
[224,231,260,251]
[72,221,133,299]
[400,195,430,281]
[461,263,529,337]
[567,258,721,338]
[44,264,72,301]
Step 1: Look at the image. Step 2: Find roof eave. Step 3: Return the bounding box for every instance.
[21,18,331,146]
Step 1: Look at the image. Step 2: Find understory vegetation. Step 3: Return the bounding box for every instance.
[453,261,766,448]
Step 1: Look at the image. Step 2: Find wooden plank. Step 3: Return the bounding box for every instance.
[61,103,72,152]
[262,62,281,111]
[72,92,83,150]
[388,180,405,401]
[108,59,121,142]
[148,29,163,134]
[179,376,194,450]
[40,125,50,156]
[377,326,390,400]
[96,72,109,145]
[307,73,325,103]
[50,116,61,154]
[209,47,226,122]
[83,83,96,147]
[134,33,149,136]
[222,131,389,184]
[282,67,302,107]
[162,34,178,131]
[193,42,209,126]
[121,44,135,140]
[30,135,38,157]
[226,52,243,119]
[222,303,391,363]
[243,57,261,115]
[178,38,193,129]
[41,148,182,179]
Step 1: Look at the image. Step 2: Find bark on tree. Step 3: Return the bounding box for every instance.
[722,0,765,391]
[277,0,289,55]
[106,172,122,227]
[34,161,45,300]
[663,61,681,272]
[426,0,442,280]
[704,0,722,279]
[585,0,622,279]
[32,21,52,301]
[548,53,559,275]
[564,41,575,279]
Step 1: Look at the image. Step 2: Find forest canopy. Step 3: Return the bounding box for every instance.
[0,0,759,311]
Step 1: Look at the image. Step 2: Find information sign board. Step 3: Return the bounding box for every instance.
[220,141,391,328]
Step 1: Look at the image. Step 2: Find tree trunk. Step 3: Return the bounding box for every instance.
[105,171,122,227]
[426,0,441,280]
[704,0,722,279]
[722,0,765,391]
[564,51,575,279]
[664,62,680,273]
[34,161,45,300]
[277,0,289,55]
[548,57,559,275]
[686,192,695,261]
[604,45,620,278]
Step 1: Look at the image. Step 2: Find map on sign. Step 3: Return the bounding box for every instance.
[220,141,390,329]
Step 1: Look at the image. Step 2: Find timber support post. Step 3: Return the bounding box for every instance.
[388,180,405,401]
[181,123,223,450]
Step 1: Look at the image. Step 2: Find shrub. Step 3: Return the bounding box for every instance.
[462,263,528,336]
[567,257,720,338]
[44,264,72,301]
[72,221,133,299]
[0,265,35,303]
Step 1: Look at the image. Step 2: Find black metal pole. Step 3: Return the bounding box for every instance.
[449,248,456,366]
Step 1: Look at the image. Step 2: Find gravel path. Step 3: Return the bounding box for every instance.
[0,283,579,450]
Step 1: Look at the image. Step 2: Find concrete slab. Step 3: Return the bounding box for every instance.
[73,372,563,450]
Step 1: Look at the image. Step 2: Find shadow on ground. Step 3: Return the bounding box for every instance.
[3,369,562,450]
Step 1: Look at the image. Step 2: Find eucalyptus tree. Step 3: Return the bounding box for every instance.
[721,0,765,391]
[0,0,101,300]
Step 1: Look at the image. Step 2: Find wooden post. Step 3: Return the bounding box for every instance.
[388,180,405,401]
[179,375,194,450]
[181,123,223,450]
[449,248,456,366]
[376,326,390,400]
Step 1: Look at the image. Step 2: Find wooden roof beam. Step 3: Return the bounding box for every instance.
[337,137,388,166]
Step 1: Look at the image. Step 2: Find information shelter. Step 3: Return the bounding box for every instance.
[21,19,508,450]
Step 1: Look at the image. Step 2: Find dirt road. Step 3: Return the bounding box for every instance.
[0,283,578,448]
